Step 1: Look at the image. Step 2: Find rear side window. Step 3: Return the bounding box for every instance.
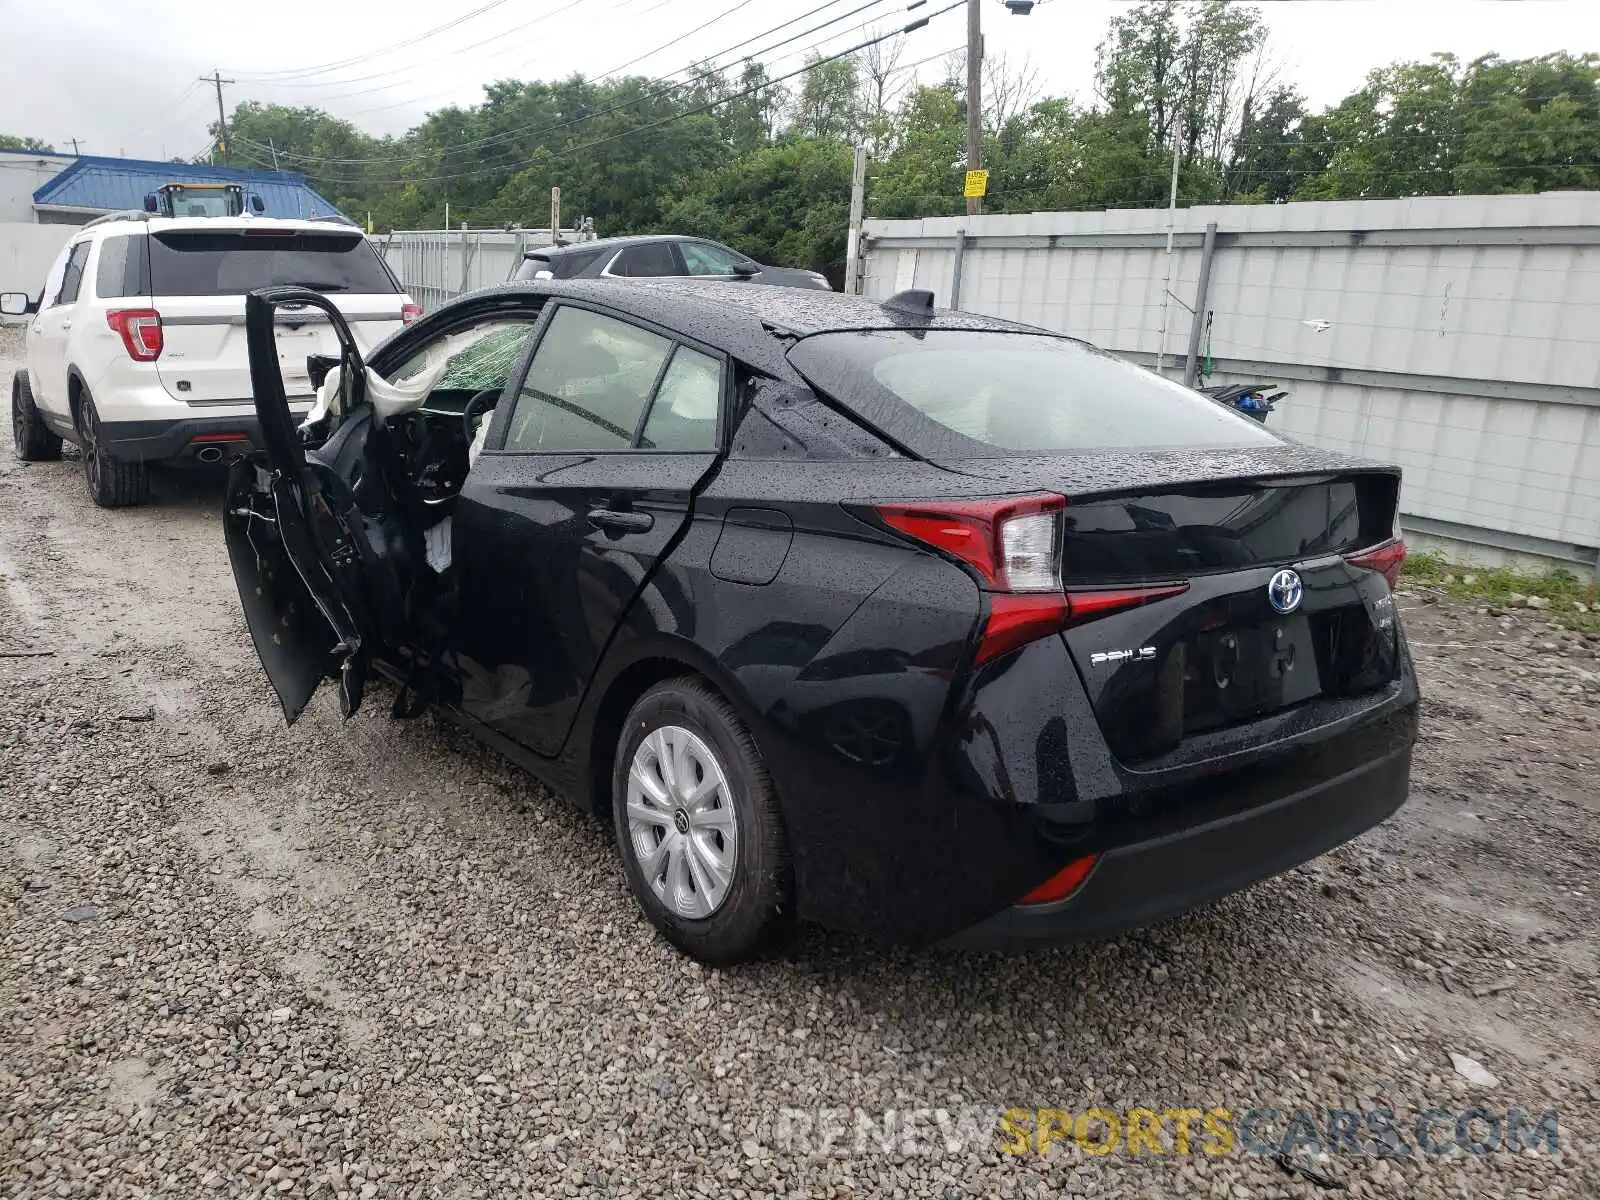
[95,234,148,298]
[640,346,721,450]
[148,230,399,297]
[552,248,605,279]
[505,307,671,452]
[609,243,679,277]
[790,330,1280,457]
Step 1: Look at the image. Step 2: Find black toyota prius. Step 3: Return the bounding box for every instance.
[225,277,1418,965]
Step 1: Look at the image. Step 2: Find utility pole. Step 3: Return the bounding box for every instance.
[965,0,983,217]
[201,69,236,158]
[844,146,868,295]
[69,138,83,156]
[267,138,280,170]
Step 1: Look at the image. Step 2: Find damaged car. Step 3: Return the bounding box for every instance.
[225,279,1419,965]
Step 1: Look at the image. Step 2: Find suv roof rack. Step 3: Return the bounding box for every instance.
[81,209,152,230]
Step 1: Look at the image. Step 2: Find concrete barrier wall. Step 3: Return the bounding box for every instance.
[0,222,73,322]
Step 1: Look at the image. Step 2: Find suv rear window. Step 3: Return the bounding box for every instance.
[149,230,400,296]
[789,329,1279,457]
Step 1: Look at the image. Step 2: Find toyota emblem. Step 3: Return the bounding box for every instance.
[1267,569,1303,614]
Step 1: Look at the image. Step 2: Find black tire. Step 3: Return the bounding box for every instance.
[12,372,62,462]
[612,677,792,965]
[75,389,148,508]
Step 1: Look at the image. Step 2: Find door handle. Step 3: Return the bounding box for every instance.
[60,320,71,331]
[588,508,653,534]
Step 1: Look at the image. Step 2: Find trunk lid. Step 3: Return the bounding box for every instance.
[957,452,1404,763]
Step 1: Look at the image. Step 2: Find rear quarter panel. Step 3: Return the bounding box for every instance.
[581,458,1000,935]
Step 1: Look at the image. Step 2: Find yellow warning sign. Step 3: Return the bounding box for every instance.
[963,169,989,199]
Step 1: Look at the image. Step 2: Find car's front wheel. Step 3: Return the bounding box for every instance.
[613,678,791,965]
[12,372,62,462]
[76,389,148,508]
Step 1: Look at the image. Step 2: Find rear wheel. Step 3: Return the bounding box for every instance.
[11,372,62,462]
[613,678,791,965]
[76,389,148,508]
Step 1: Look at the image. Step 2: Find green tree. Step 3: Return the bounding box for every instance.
[792,55,861,142]
[0,135,55,152]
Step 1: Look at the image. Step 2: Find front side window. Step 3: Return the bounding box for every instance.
[54,242,91,306]
[609,243,679,278]
[680,241,750,277]
[505,307,672,452]
[391,319,541,395]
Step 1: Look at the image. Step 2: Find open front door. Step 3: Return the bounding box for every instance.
[224,286,377,723]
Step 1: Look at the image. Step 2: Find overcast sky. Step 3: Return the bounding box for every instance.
[2,0,1596,162]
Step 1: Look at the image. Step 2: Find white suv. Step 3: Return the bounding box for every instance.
[5,213,418,506]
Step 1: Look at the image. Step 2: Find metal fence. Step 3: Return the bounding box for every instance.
[861,193,1600,579]
[375,227,589,311]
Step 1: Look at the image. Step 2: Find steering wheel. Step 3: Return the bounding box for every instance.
[462,388,500,443]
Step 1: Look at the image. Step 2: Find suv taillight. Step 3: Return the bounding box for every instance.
[876,494,1189,664]
[401,302,423,325]
[106,308,163,361]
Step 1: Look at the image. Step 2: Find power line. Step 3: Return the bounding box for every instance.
[241,0,910,167]
[226,0,517,81]
[234,1,963,189]
[332,0,901,142]
[229,0,597,97]
[597,0,766,81]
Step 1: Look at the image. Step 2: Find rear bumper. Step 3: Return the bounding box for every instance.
[945,740,1411,948]
[98,416,273,462]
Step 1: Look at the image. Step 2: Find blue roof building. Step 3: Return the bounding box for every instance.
[0,150,342,225]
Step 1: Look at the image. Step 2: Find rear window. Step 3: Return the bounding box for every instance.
[149,230,399,297]
[789,329,1280,457]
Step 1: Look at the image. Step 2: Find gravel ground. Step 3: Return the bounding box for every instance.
[2,325,1597,1198]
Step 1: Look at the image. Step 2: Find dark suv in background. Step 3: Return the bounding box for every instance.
[510,234,832,291]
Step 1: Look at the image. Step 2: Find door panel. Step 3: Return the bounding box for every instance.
[447,302,726,757]
[28,241,87,416]
[451,451,716,754]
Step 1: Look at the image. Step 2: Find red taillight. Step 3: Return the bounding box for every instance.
[1019,854,1099,905]
[189,432,249,444]
[106,309,163,361]
[1345,538,1406,589]
[402,302,423,325]
[1064,583,1192,625]
[876,495,1192,664]
[979,593,1071,664]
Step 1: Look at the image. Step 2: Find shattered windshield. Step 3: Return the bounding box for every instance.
[391,320,540,392]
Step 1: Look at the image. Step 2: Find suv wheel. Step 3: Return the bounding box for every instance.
[613,678,792,965]
[76,389,149,508]
[12,372,62,462]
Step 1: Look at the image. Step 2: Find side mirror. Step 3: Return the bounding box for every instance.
[143,193,159,213]
[0,292,35,317]
[249,194,265,214]
[731,261,760,279]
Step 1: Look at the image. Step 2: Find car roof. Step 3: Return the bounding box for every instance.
[442,278,1048,378]
[75,215,361,238]
[530,234,694,259]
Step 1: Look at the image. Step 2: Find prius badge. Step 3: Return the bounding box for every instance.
[1268,569,1303,614]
